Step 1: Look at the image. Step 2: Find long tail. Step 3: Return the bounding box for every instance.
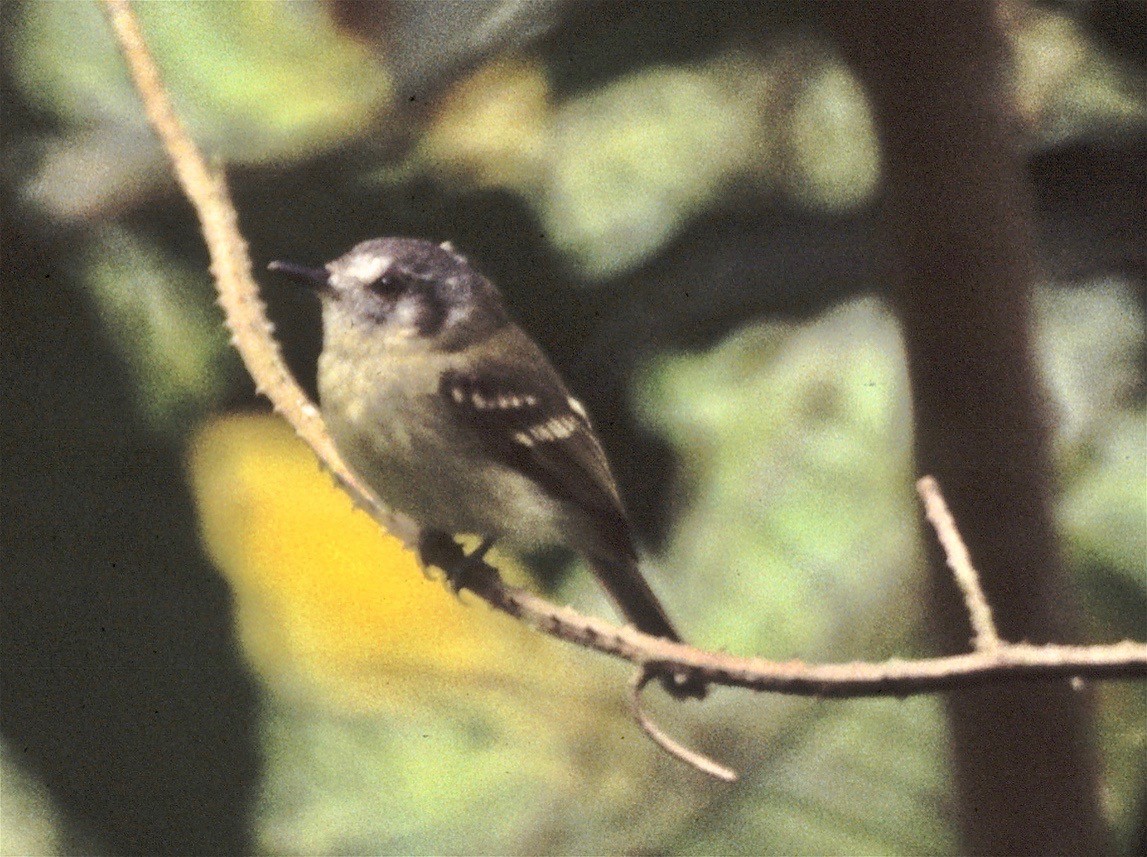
[588,555,707,699]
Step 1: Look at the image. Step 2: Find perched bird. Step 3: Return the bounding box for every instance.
[270,238,703,698]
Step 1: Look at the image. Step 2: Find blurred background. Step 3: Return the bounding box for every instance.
[1,1,1143,854]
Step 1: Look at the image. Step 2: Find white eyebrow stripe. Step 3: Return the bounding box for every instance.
[343,253,390,284]
[568,397,587,419]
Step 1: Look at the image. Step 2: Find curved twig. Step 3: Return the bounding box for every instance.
[629,670,738,782]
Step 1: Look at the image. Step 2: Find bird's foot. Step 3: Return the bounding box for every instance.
[659,669,709,701]
[417,530,495,593]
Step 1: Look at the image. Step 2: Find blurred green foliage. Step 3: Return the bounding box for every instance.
[12,0,388,158]
[82,226,233,433]
[3,1,1143,855]
[636,299,917,657]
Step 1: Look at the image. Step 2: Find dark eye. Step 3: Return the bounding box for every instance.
[369,273,405,296]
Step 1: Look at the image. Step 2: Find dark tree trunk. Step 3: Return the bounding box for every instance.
[824,2,1107,854]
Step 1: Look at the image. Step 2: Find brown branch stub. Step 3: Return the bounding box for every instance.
[629,670,738,782]
[917,476,1002,651]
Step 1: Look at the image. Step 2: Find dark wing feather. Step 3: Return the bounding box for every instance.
[440,365,637,562]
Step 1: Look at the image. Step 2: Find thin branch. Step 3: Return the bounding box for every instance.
[629,670,738,782]
[102,0,1147,767]
[917,476,1001,650]
[100,0,419,550]
[458,555,1146,695]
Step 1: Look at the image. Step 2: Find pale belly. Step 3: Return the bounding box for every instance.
[319,350,566,548]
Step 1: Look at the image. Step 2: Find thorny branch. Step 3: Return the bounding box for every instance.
[103,0,1147,781]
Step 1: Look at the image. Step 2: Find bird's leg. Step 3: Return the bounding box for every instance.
[447,536,495,592]
[417,528,459,572]
[417,529,496,593]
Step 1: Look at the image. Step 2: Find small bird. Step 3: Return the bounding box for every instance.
[270,238,704,699]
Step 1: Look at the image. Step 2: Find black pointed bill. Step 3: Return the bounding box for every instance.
[268,260,332,294]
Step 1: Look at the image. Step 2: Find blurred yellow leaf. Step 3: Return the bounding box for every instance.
[187,413,578,714]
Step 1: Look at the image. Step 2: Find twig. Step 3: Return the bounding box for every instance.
[102,0,1147,779]
[629,670,738,782]
[917,476,1001,650]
